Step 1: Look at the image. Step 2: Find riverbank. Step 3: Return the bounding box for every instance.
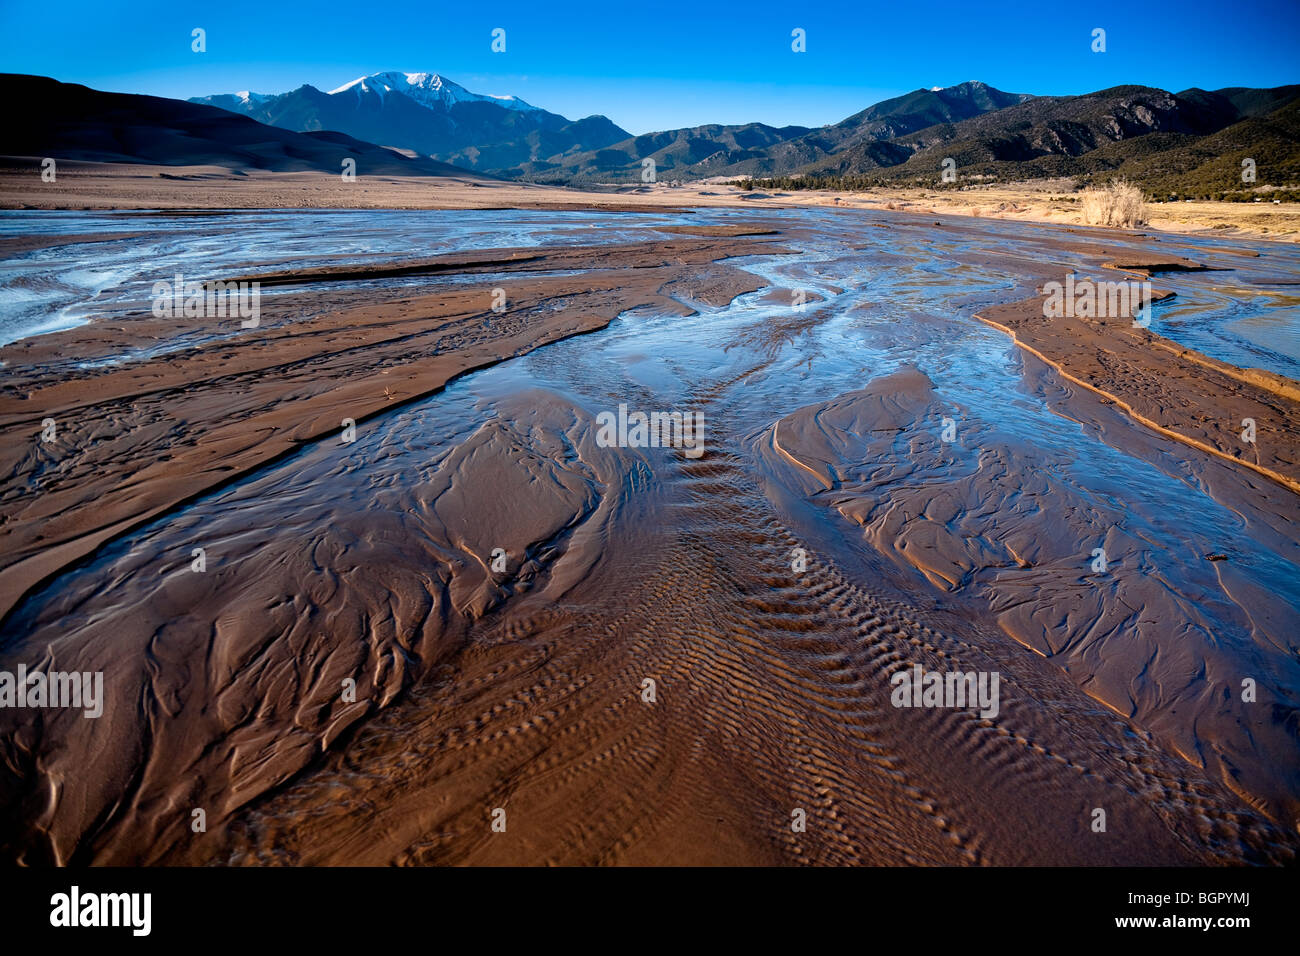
[3,163,1298,242]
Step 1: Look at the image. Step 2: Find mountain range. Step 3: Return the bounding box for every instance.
[516,81,1036,182]
[191,71,631,174]
[1,73,472,177]
[4,71,1296,199]
[190,73,1300,194]
[192,74,1033,181]
[824,83,1300,192]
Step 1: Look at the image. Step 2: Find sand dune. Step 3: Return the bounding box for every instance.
[0,74,472,177]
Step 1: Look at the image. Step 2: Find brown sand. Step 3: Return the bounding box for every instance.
[976,285,1300,494]
[1,210,1297,866]
[0,231,783,629]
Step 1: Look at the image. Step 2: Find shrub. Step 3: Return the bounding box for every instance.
[1079,178,1146,228]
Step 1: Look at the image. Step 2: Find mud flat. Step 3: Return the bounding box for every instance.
[1,208,1297,865]
[0,228,782,626]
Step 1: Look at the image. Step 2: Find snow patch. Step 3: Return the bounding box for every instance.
[328,71,537,112]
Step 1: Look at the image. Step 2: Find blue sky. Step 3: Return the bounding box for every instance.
[3,0,1298,134]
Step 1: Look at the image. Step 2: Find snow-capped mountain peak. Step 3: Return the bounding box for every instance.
[327,71,536,112]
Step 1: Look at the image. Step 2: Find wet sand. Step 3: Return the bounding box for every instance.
[977,279,1300,495]
[1,208,1297,865]
[0,226,782,626]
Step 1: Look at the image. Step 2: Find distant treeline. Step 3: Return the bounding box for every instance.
[731,175,1300,203]
[732,175,896,192]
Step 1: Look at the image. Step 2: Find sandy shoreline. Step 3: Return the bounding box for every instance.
[2,208,1297,865]
[3,163,1299,243]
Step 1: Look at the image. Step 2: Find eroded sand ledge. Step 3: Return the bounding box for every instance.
[975,280,1300,495]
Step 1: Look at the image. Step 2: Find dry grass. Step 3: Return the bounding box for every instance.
[1080,178,1147,228]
